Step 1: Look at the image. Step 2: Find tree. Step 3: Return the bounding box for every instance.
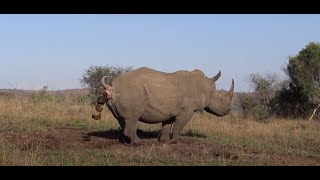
[239,72,283,120]
[249,73,283,111]
[80,65,133,104]
[284,41,320,120]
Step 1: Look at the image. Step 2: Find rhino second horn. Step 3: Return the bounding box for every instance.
[211,70,221,82]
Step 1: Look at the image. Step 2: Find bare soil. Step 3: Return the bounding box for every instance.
[1,127,320,166]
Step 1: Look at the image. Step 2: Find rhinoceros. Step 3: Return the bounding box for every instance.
[92,67,234,144]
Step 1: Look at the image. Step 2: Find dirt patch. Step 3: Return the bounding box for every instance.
[1,127,320,165]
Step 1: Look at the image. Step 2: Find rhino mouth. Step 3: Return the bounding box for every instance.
[204,107,229,116]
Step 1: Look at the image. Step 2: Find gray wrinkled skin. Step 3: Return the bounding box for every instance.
[94,67,234,145]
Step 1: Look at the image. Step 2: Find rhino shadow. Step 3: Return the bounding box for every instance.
[181,130,207,138]
[84,128,206,143]
[84,129,160,143]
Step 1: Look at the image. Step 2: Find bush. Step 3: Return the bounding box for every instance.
[239,93,270,121]
[80,65,133,104]
[31,86,53,104]
[239,73,284,121]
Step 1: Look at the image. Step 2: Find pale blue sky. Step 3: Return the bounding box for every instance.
[1,14,320,92]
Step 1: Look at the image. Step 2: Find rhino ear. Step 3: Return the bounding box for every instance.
[210,70,221,83]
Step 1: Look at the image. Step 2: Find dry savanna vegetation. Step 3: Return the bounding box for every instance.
[1,89,320,166]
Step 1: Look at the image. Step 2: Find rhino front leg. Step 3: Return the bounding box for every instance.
[123,118,142,145]
[170,109,194,142]
[159,120,173,142]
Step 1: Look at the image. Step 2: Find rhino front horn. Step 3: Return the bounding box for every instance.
[226,78,234,98]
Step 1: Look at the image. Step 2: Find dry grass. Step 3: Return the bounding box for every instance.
[188,113,320,155]
[1,91,320,166]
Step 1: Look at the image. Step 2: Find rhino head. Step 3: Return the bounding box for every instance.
[204,71,234,116]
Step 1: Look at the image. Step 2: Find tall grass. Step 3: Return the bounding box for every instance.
[1,90,320,165]
[0,90,117,132]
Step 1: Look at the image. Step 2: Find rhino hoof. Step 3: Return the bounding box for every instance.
[168,139,178,144]
[159,137,171,143]
[128,138,142,145]
[92,113,101,120]
[130,140,142,146]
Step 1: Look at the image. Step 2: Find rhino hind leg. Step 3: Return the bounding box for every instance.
[159,120,173,142]
[116,118,125,132]
[123,118,142,145]
[170,109,195,142]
